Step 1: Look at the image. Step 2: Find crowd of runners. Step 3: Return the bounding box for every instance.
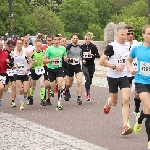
[0,25,150,149]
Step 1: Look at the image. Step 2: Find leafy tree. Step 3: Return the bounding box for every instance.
[59,0,99,38]
[31,6,65,35]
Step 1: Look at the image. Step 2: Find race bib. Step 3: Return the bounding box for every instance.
[132,58,138,70]
[35,66,45,75]
[0,75,6,84]
[83,52,92,58]
[139,61,150,76]
[16,63,25,72]
[116,55,128,66]
[7,69,15,76]
[52,58,61,66]
[70,58,80,65]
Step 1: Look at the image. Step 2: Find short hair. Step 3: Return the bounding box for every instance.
[46,35,52,39]
[35,39,42,43]
[23,36,29,41]
[52,34,61,39]
[142,25,150,34]
[71,33,79,38]
[125,25,134,32]
[116,26,127,32]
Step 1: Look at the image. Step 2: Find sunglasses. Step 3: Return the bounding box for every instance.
[85,38,90,40]
[127,32,133,35]
[47,40,52,41]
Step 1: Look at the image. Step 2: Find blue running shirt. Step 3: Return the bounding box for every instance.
[130,45,150,84]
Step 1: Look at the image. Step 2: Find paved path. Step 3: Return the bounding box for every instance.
[0,62,148,150]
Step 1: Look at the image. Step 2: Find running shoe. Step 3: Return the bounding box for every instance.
[122,125,133,135]
[27,96,33,105]
[7,88,11,93]
[77,98,82,105]
[148,141,150,150]
[54,87,58,93]
[104,101,111,114]
[20,104,25,110]
[11,102,16,108]
[40,100,46,106]
[46,98,52,105]
[85,92,91,101]
[134,122,142,134]
[56,104,63,110]
[50,89,54,97]
[64,91,71,101]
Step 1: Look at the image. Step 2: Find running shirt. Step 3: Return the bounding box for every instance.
[0,50,8,73]
[104,41,130,78]
[130,44,150,84]
[22,45,35,53]
[31,50,44,69]
[14,50,28,75]
[45,45,66,69]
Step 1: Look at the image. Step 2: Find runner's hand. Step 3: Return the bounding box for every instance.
[115,64,124,72]
[129,67,137,75]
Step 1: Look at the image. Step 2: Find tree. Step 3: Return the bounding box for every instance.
[59,0,99,38]
[31,6,65,35]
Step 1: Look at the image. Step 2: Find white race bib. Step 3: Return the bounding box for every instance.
[52,58,61,66]
[132,58,138,70]
[70,58,80,65]
[0,75,6,84]
[139,61,150,76]
[116,55,128,66]
[7,69,15,76]
[16,63,25,72]
[35,66,45,75]
[83,52,92,58]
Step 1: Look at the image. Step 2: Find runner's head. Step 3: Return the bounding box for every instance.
[23,36,30,47]
[125,25,134,42]
[85,32,94,45]
[60,37,67,47]
[116,27,127,44]
[35,39,42,51]
[16,38,23,51]
[46,35,52,46]
[71,33,79,45]
[52,34,60,47]
[7,40,14,51]
[142,25,150,43]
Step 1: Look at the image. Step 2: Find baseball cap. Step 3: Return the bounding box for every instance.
[7,40,14,46]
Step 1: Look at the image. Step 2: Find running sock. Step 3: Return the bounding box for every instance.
[58,90,63,101]
[134,98,141,113]
[145,115,150,142]
[30,87,34,97]
[138,110,145,124]
[19,95,24,105]
[12,100,14,103]
[40,88,45,100]
[77,96,81,99]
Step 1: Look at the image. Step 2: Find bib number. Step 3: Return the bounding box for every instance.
[83,52,92,58]
[7,69,15,76]
[116,55,128,66]
[52,58,61,66]
[0,76,6,84]
[70,58,80,65]
[35,66,45,75]
[16,63,25,72]
[139,61,150,76]
[132,58,138,70]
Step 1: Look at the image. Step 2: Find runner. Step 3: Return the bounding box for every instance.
[0,41,10,106]
[10,38,32,110]
[43,34,67,110]
[29,39,46,106]
[100,26,132,135]
[5,40,16,107]
[65,33,83,105]
[81,32,100,101]
[126,25,150,149]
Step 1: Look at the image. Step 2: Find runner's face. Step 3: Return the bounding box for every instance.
[71,35,78,45]
[16,40,23,50]
[46,38,52,46]
[127,32,134,42]
[23,38,29,47]
[36,42,42,51]
[60,38,67,46]
[8,46,14,51]
[116,29,127,43]
[85,36,91,45]
[53,37,60,45]
[143,28,150,43]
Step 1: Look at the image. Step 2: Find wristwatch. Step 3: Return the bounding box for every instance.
[112,65,116,70]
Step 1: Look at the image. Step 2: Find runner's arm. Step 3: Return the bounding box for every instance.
[26,52,32,70]
[43,55,54,64]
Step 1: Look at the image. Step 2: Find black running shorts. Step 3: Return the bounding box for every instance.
[67,64,82,77]
[135,83,150,94]
[107,76,130,93]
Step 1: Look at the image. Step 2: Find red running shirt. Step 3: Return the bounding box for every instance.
[0,50,8,73]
